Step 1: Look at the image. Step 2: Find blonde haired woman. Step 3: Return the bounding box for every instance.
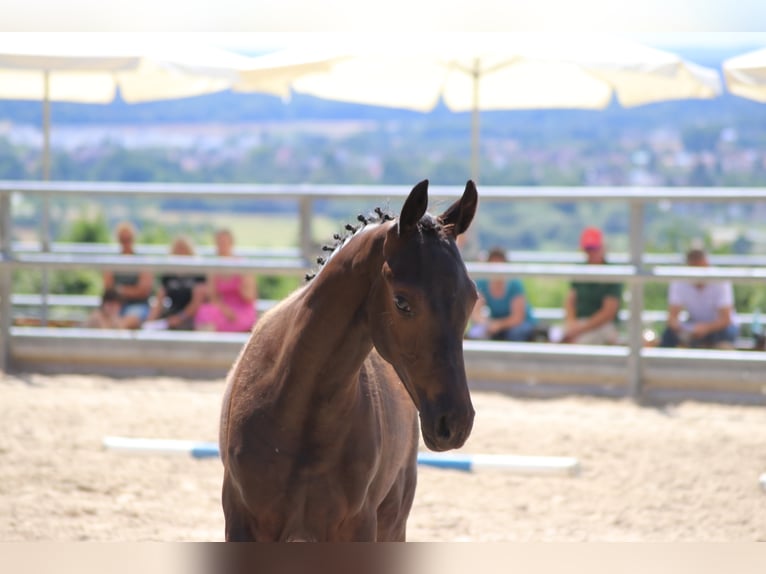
[102,221,153,329]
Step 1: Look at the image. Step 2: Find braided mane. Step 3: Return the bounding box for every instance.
[305,206,452,282]
[305,207,395,282]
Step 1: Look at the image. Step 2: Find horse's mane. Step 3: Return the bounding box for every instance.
[305,207,449,282]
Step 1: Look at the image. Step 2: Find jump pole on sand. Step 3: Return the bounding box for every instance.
[102,436,581,476]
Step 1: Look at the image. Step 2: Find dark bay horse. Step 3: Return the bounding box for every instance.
[219,179,478,541]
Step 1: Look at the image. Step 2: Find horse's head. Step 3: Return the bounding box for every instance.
[370,179,478,451]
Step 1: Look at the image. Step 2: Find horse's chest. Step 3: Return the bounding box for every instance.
[248,445,373,501]
[242,451,376,540]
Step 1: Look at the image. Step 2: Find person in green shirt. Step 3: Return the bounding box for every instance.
[562,227,623,345]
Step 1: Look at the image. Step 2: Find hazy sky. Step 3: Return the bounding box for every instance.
[2,0,766,38]
[201,32,766,56]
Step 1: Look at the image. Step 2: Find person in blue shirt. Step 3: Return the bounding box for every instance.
[468,247,536,341]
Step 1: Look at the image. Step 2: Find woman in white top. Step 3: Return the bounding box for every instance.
[659,248,739,349]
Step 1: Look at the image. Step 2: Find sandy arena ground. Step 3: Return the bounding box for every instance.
[1,372,765,542]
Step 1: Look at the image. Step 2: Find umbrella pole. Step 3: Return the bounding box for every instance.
[458,65,481,260]
[470,64,480,182]
[40,70,51,325]
[42,71,51,181]
[471,106,480,182]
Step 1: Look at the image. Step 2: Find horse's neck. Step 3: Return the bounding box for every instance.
[305,229,383,363]
[275,227,386,408]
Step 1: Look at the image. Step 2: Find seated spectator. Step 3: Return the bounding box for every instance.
[660,248,739,349]
[562,227,623,344]
[144,236,206,331]
[467,248,536,341]
[102,221,153,329]
[195,229,257,333]
[85,287,124,329]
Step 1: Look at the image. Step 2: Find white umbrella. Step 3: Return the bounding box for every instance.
[236,35,722,180]
[0,33,262,178]
[723,47,766,102]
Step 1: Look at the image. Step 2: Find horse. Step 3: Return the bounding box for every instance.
[219,179,479,541]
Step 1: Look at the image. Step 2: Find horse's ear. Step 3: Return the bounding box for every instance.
[439,180,478,237]
[398,179,429,235]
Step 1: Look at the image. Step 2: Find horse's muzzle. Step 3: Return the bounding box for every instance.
[420,405,475,452]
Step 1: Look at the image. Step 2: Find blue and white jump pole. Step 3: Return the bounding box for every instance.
[102,436,580,476]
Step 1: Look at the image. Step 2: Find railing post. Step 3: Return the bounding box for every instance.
[0,190,12,373]
[40,193,50,326]
[41,76,52,326]
[627,200,645,399]
[299,197,314,266]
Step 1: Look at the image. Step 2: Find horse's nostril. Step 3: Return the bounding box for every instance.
[436,414,451,440]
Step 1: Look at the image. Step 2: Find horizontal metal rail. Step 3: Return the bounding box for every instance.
[8,293,278,317]
[11,241,301,258]
[12,241,766,267]
[6,293,761,327]
[1,253,310,275]
[3,253,766,284]
[3,180,766,202]
[465,262,766,283]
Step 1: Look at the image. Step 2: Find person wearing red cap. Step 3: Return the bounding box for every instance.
[562,227,623,344]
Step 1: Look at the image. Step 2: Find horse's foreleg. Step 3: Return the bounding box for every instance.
[221,472,256,542]
[375,463,417,541]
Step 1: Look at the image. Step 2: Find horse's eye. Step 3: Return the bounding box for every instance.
[393,295,412,314]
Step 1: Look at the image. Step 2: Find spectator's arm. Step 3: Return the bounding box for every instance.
[491,295,526,332]
[667,304,683,331]
[102,271,114,290]
[205,275,220,304]
[471,294,488,324]
[239,274,257,302]
[576,295,620,334]
[146,286,166,322]
[564,289,577,324]
[116,271,153,300]
[182,283,207,319]
[693,306,733,338]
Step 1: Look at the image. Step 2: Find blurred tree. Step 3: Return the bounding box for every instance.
[138,223,171,245]
[0,139,26,179]
[731,233,753,255]
[51,211,110,295]
[681,125,721,153]
[66,212,111,243]
[12,211,109,295]
[257,276,300,302]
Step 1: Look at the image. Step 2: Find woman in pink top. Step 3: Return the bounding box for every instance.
[195,229,257,332]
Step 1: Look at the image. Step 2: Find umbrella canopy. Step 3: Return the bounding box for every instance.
[0,33,259,103]
[723,47,766,103]
[0,33,263,178]
[236,35,722,179]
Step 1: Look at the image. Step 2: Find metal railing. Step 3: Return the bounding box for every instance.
[1,180,765,399]
[6,293,762,332]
